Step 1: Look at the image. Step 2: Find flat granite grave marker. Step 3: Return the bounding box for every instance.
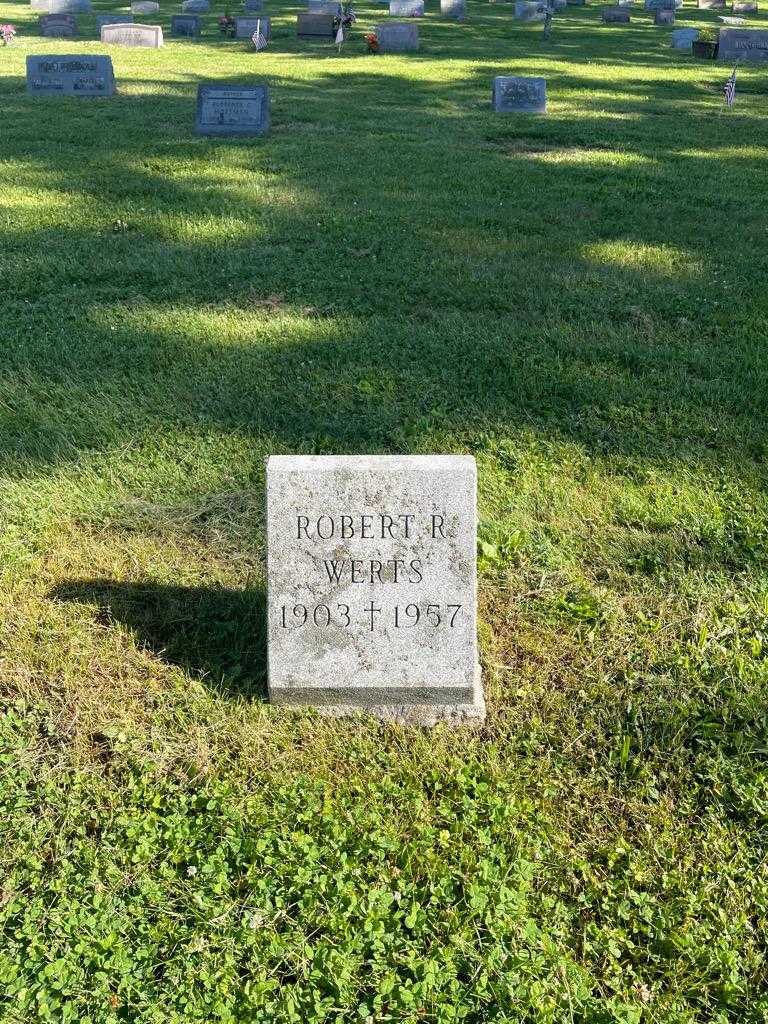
[236,14,272,35]
[182,0,209,11]
[441,0,466,16]
[95,13,133,31]
[195,83,270,135]
[130,0,159,12]
[719,26,768,58]
[27,54,115,95]
[266,455,485,725]
[101,22,163,45]
[171,14,201,34]
[40,13,78,35]
[296,12,335,35]
[492,75,546,112]
[671,25,698,44]
[376,20,419,48]
[602,6,630,20]
[244,0,264,9]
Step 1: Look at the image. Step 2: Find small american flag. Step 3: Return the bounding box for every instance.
[251,18,268,50]
[723,66,737,108]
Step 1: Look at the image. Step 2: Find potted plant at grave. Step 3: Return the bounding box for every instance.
[218,12,236,36]
[364,30,379,52]
[0,23,16,45]
[692,25,719,57]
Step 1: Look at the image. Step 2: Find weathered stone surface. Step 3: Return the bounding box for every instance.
[95,13,133,31]
[171,14,201,34]
[296,12,335,35]
[515,0,547,19]
[26,53,115,95]
[376,20,419,48]
[101,22,163,44]
[236,13,271,35]
[602,5,630,20]
[719,26,768,58]
[266,455,485,726]
[671,25,698,44]
[389,0,424,14]
[440,0,466,17]
[655,7,674,21]
[40,13,78,35]
[31,0,90,11]
[130,0,159,12]
[492,75,546,112]
[195,83,270,135]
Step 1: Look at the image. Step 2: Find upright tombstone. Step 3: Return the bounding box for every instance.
[195,83,270,135]
[718,26,768,58]
[31,0,90,10]
[101,22,163,44]
[602,5,630,19]
[552,0,567,9]
[95,13,133,31]
[697,0,725,6]
[236,14,272,35]
[389,0,425,13]
[441,0,466,16]
[492,75,546,112]
[39,13,78,35]
[26,54,115,95]
[655,7,674,20]
[296,12,335,35]
[376,20,419,48]
[671,25,698,44]
[130,0,160,11]
[733,1,758,11]
[515,1,547,19]
[307,0,338,10]
[182,0,209,10]
[171,13,201,34]
[266,456,485,725]
[244,0,264,9]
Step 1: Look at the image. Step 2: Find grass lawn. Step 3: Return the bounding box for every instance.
[2,0,768,1019]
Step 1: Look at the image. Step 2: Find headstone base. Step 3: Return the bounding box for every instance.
[272,667,486,726]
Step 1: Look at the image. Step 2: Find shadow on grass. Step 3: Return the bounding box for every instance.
[49,579,269,699]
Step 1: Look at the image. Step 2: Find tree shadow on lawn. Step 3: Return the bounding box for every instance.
[50,579,269,699]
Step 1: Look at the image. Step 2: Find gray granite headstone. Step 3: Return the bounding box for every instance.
[101,22,163,44]
[376,20,419,48]
[296,12,335,34]
[307,0,339,10]
[602,5,630,19]
[733,1,757,11]
[552,0,567,8]
[182,0,209,11]
[655,7,674,20]
[171,14,201,34]
[195,83,270,135]
[31,0,90,11]
[390,0,425,14]
[26,54,115,95]
[95,13,133,31]
[266,455,485,726]
[697,0,725,7]
[441,0,466,16]
[244,0,264,9]
[671,26,698,44]
[40,13,78,35]
[130,0,159,12]
[515,1,547,18]
[719,26,768,58]
[492,75,546,112]
[236,14,272,35]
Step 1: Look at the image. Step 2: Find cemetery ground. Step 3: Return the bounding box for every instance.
[2,0,768,1018]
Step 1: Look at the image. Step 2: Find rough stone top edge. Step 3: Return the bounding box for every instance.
[266,454,476,475]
